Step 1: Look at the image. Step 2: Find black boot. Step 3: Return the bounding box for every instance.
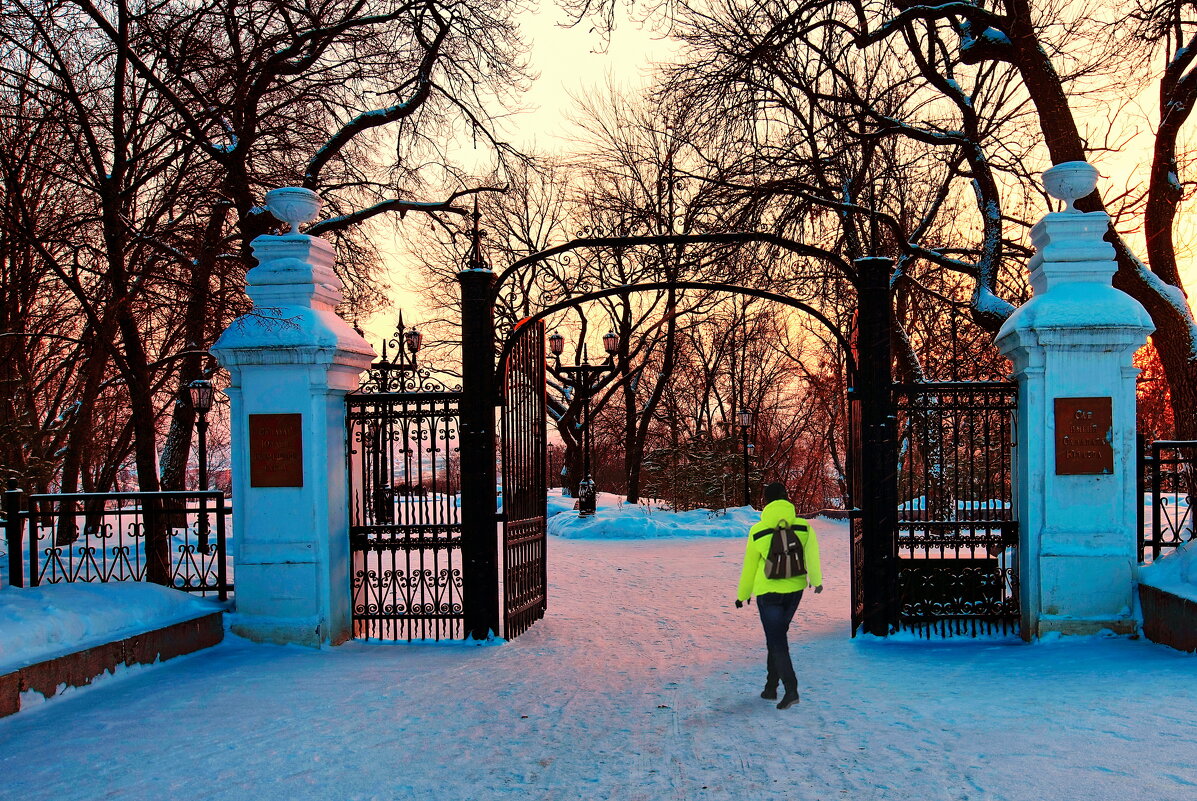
[776,688,799,710]
[760,685,778,700]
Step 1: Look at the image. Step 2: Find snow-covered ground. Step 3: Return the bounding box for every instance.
[1,513,1194,800]
[548,490,760,538]
[1140,539,1197,602]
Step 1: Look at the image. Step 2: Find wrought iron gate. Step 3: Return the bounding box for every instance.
[347,384,463,640]
[500,321,548,639]
[893,382,1019,636]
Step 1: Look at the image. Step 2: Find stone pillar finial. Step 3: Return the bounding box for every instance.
[1025,164,1116,295]
[1042,161,1099,213]
[265,186,322,235]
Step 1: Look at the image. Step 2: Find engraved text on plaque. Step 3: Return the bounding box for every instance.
[249,413,304,487]
[1054,397,1113,475]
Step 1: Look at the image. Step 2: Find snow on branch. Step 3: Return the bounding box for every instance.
[303,14,450,186]
[855,3,1004,49]
[306,186,506,236]
[1129,250,1197,359]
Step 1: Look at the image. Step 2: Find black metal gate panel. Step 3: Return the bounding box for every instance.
[894,382,1019,636]
[848,392,866,632]
[501,321,547,639]
[347,391,463,640]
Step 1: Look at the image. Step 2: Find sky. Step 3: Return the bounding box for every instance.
[363,8,676,340]
[507,8,676,152]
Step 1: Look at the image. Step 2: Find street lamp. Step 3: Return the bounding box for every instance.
[554,331,619,516]
[404,326,422,355]
[737,408,754,507]
[188,380,214,490]
[188,379,214,553]
[602,330,619,357]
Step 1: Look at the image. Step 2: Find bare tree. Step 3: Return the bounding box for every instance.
[618,0,1197,428]
[1,0,535,580]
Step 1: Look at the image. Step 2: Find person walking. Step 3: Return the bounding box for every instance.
[735,482,822,710]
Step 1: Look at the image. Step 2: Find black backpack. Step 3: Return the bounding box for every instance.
[762,520,807,580]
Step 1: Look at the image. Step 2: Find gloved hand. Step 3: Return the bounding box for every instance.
[813,585,823,594]
[734,600,744,608]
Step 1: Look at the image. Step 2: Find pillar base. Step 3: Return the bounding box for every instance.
[1032,616,1138,638]
[228,614,351,648]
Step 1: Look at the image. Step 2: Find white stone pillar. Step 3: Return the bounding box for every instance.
[996,162,1154,639]
[211,192,374,646]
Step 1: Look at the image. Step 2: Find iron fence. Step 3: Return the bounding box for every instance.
[893,382,1019,636]
[1139,439,1197,563]
[3,484,230,600]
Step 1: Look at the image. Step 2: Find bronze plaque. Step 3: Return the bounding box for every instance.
[1054,397,1113,475]
[249,413,304,487]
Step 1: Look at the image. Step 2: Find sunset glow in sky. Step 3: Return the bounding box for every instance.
[368,9,1197,338]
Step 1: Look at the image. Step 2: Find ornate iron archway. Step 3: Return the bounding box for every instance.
[453,230,1017,641]
[476,255,893,640]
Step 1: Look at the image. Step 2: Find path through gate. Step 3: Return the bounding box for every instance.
[500,321,548,639]
[347,381,463,640]
[470,245,1018,641]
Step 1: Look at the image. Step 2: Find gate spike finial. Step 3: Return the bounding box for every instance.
[466,198,490,272]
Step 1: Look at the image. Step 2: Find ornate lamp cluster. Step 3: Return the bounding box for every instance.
[550,330,621,516]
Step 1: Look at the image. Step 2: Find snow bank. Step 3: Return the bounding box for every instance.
[0,582,219,674]
[1139,540,1197,603]
[547,490,762,539]
[545,488,582,518]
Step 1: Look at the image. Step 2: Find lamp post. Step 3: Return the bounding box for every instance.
[553,331,619,516]
[188,379,215,553]
[737,408,754,507]
[188,380,215,490]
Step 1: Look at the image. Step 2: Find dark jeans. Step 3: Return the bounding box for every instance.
[757,590,803,692]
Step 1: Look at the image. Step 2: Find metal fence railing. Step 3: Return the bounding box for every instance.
[1139,439,1197,564]
[3,482,231,600]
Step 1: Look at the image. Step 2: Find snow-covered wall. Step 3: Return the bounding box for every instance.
[1139,541,1197,604]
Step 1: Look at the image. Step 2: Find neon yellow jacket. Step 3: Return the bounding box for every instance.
[736,499,822,602]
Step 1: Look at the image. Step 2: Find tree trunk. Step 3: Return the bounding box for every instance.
[617,304,644,503]
[1003,0,1197,436]
[160,206,225,494]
